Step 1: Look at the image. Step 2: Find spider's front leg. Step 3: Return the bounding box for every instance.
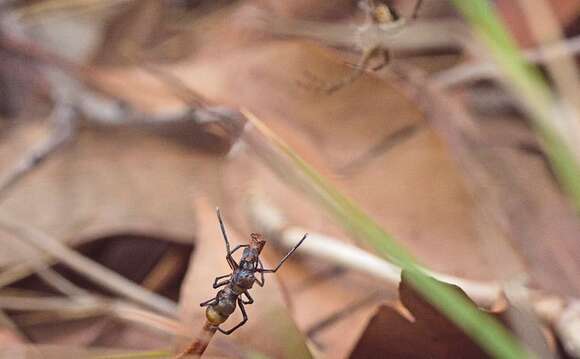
[216,208,241,269]
[258,234,307,274]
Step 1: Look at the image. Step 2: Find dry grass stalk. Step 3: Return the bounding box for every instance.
[174,321,218,359]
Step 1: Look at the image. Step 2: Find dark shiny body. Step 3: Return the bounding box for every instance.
[200,209,307,335]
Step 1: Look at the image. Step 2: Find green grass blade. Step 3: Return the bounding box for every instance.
[450,0,580,209]
[243,110,529,359]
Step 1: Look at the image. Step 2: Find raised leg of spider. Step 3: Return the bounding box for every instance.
[302,47,381,95]
[371,49,391,72]
[216,208,239,269]
[410,0,423,20]
[258,234,308,273]
[218,299,248,335]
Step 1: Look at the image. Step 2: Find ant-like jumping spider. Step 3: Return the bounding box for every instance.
[200,208,307,334]
[304,0,424,94]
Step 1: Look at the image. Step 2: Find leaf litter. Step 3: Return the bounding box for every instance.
[0,0,579,358]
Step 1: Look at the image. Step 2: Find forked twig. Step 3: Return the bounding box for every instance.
[0,100,75,201]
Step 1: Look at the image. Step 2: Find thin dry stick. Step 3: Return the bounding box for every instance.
[515,0,580,160]
[12,0,134,20]
[0,309,25,342]
[0,100,75,201]
[0,256,58,288]
[0,215,177,316]
[174,321,218,359]
[433,34,580,87]
[246,189,580,345]
[246,192,501,306]
[0,231,88,297]
[516,0,580,113]
[0,293,183,334]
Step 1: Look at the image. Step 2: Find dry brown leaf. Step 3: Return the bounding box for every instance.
[88,4,491,356]
[19,1,578,356]
[0,120,220,266]
[92,0,167,65]
[349,272,508,359]
[496,0,580,47]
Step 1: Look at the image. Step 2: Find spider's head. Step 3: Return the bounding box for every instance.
[372,3,399,24]
[249,233,266,254]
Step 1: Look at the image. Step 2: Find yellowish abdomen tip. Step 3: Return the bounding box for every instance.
[206,306,227,325]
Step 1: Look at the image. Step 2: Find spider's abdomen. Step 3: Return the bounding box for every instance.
[206,305,228,325]
[206,287,238,325]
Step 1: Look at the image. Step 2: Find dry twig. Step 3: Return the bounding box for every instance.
[0,215,178,316]
[246,192,501,306]
[433,34,580,87]
[0,100,75,201]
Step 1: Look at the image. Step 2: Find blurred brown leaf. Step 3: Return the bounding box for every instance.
[4,0,580,357]
[496,0,580,47]
[0,120,218,266]
[86,3,521,356]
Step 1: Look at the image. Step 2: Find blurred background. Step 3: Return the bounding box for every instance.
[0,0,579,358]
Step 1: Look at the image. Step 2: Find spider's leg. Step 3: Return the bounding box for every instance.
[218,299,248,335]
[213,274,231,289]
[216,208,239,269]
[200,297,217,307]
[213,274,230,285]
[302,47,379,95]
[241,291,254,305]
[258,234,307,273]
[410,0,424,20]
[371,48,391,71]
[255,259,265,287]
